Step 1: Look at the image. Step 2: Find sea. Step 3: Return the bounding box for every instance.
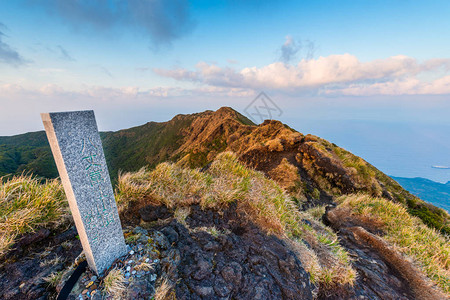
[285,119,450,184]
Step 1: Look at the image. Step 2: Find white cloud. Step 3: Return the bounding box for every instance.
[153,54,450,96]
[0,83,254,102]
[334,75,450,96]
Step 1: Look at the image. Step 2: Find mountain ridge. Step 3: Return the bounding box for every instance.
[0,107,448,234]
[1,107,449,299]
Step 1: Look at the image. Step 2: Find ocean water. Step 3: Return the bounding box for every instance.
[286,120,450,184]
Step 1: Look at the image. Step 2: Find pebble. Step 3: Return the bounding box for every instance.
[82,289,88,295]
[154,259,159,263]
[132,270,137,275]
[125,272,130,278]
[136,275,141,278]
[128,260,133,264]
[90,275,97,281]
[145,258,149,263]
[126,266,131,271]
[129,250,135,255]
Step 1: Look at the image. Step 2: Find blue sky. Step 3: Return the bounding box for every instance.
[1,1,450,181]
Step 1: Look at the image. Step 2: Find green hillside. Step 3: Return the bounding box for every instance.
[0,120,195,181]
[0,131,58,179]
[101,113,197,178]
[0,110,242,181]
[0,108,448,235]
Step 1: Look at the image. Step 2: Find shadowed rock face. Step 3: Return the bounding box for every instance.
[0,202,314,300]
[325,227,413,300]
[152,203,314,300]
[0,227,82,300]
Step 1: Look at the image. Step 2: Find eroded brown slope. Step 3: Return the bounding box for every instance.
[164,108,447,234]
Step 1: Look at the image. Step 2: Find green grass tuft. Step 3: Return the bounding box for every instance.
[0,174,68,255]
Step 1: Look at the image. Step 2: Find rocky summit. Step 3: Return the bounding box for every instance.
[0,107,449,300]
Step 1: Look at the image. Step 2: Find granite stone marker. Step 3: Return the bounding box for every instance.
[41,110,127,274]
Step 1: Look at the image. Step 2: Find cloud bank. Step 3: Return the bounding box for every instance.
[154,54,450,96]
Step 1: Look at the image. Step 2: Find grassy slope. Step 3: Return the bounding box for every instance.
[102,114,196,179]
[0,132,58,179]
[1,149,448,295]
[1,108,448,235]
[117,152,356,289]
[0,108,250,182]
[336,194,450,294]
[306,137,450,235]
[0,114,197,181]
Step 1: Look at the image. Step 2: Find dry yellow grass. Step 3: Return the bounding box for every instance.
[267,158,299,191]
[0,175,68,255]
[117,151,356,288]
[174,206,191,226]
[337,194,450,294]
[266,138,284,151]
[134,261,155,272]
[306,205,326,221]
[103,268,126,299]
[154,277,175,300]
[39,255,62,267]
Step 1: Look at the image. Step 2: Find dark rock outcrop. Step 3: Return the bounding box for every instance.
[154,203,314,300]
[0,226,82,300]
